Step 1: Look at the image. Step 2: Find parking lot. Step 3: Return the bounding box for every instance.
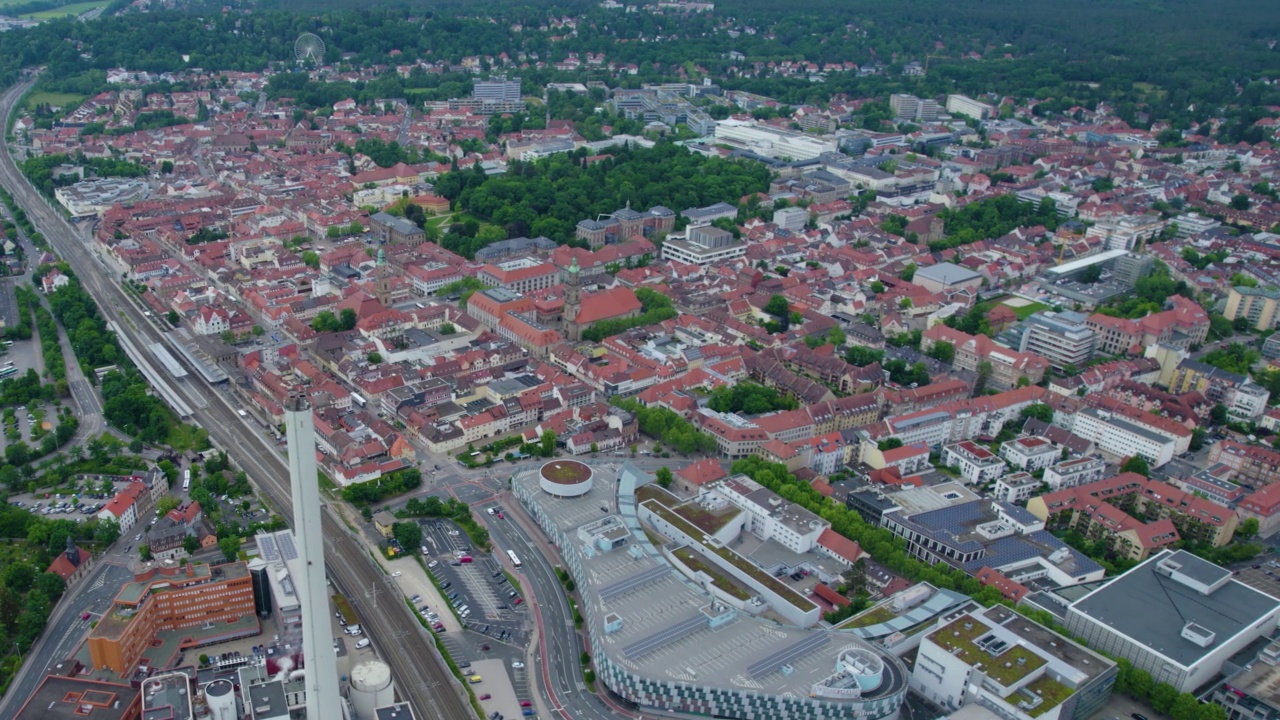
[424,536,527,645]
[1235,562,1280,600]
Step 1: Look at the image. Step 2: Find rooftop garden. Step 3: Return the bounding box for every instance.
[673,546,751,601]
[841,605,897,629]
[1008,676,1074,718]
[541,460,592,485]
[641,498,816,611]
[636,483,676,505]
[928,617,1046,686]
[672,501,741,535]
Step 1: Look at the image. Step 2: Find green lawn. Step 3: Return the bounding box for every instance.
[21,0,106,17]
[1008,301,1049,320]
[24,91,87,111]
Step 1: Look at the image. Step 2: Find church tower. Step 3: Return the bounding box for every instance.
[563,257,582,341]
[374,247,392,307]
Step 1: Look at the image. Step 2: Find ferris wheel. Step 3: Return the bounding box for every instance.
[294,33,326,66]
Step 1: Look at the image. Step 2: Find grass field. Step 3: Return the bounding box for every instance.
[1007,300,1049,319]
[20,0,106,18]
[973,294,1049,320]
[24,91,86,110]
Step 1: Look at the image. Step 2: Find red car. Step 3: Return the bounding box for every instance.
[479,694,492,700]
[513,597,523,606]
[520,701,533,708]
[496,512,504,520]
[81,612,91,620]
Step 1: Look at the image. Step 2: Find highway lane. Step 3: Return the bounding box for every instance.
[0,79,474,720]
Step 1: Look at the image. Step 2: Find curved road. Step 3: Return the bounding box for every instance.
[0,79,472,720]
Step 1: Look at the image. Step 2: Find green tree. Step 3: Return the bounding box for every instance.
[540,430,557,458]
[166,310,181,326]
[655,466,673,488]
[877,438,904,452]
[219,536,240,562]
[2,563,35,593]
[367,352,383,364]
[183,535,201,555]
[1240,516,1261,540]
[156,496,181,516]
[845,346,884,367]
[301,251,320,268]
[1210,403,1229,425]
[1230,194,1252,211]
[1120,455,1150,477]
[1019,403,1054,423]
[95,517,120,545]
[1150,683,1179,714]
[926,341,954,364]
[393,521,423,551]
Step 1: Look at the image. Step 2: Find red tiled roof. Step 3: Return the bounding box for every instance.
[818,528,864,564]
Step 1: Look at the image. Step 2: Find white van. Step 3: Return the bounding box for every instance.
[355,638,370,650]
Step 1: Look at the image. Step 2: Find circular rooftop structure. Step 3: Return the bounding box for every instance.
[540,460,594,497]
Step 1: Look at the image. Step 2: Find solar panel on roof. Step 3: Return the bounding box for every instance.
[259,535,279,562]
[599,566,669,603]
[746,634,829,679]
[621,615,705,660]
[277,533,298,561]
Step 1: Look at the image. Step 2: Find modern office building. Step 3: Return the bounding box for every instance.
[911,605,1116,720]
[1064,550,1280,693]
[284,394,342,720]
[512,462,909,720]
[661,225,747,266]
[713,119,837,161]
[890,94,940,122]
[1209,641,1280,720]
[945,94,995,120]
[1018,311,1096,371]
[473,76,522,103]
[88,561,257,674]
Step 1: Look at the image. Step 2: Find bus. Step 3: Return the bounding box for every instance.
[0,366,17,379]
[182,469,191,492]
[506,549,522,569]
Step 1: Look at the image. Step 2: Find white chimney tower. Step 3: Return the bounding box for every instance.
[285,394,342,720]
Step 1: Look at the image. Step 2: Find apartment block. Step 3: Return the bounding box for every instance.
[1224,286,1280,331]
[1238,484,1280,538]
[1085,296,1209,355]
[1042,456,1108,491]
[1069,407,1177,467]
[942,441,1008,485]
[922,325,1049,390]
[1027,473,1238,560]
[1000,436,1060,473]
[1164,359,1270,421]
[993,471,1041,504]
[1209,439,1280,487]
